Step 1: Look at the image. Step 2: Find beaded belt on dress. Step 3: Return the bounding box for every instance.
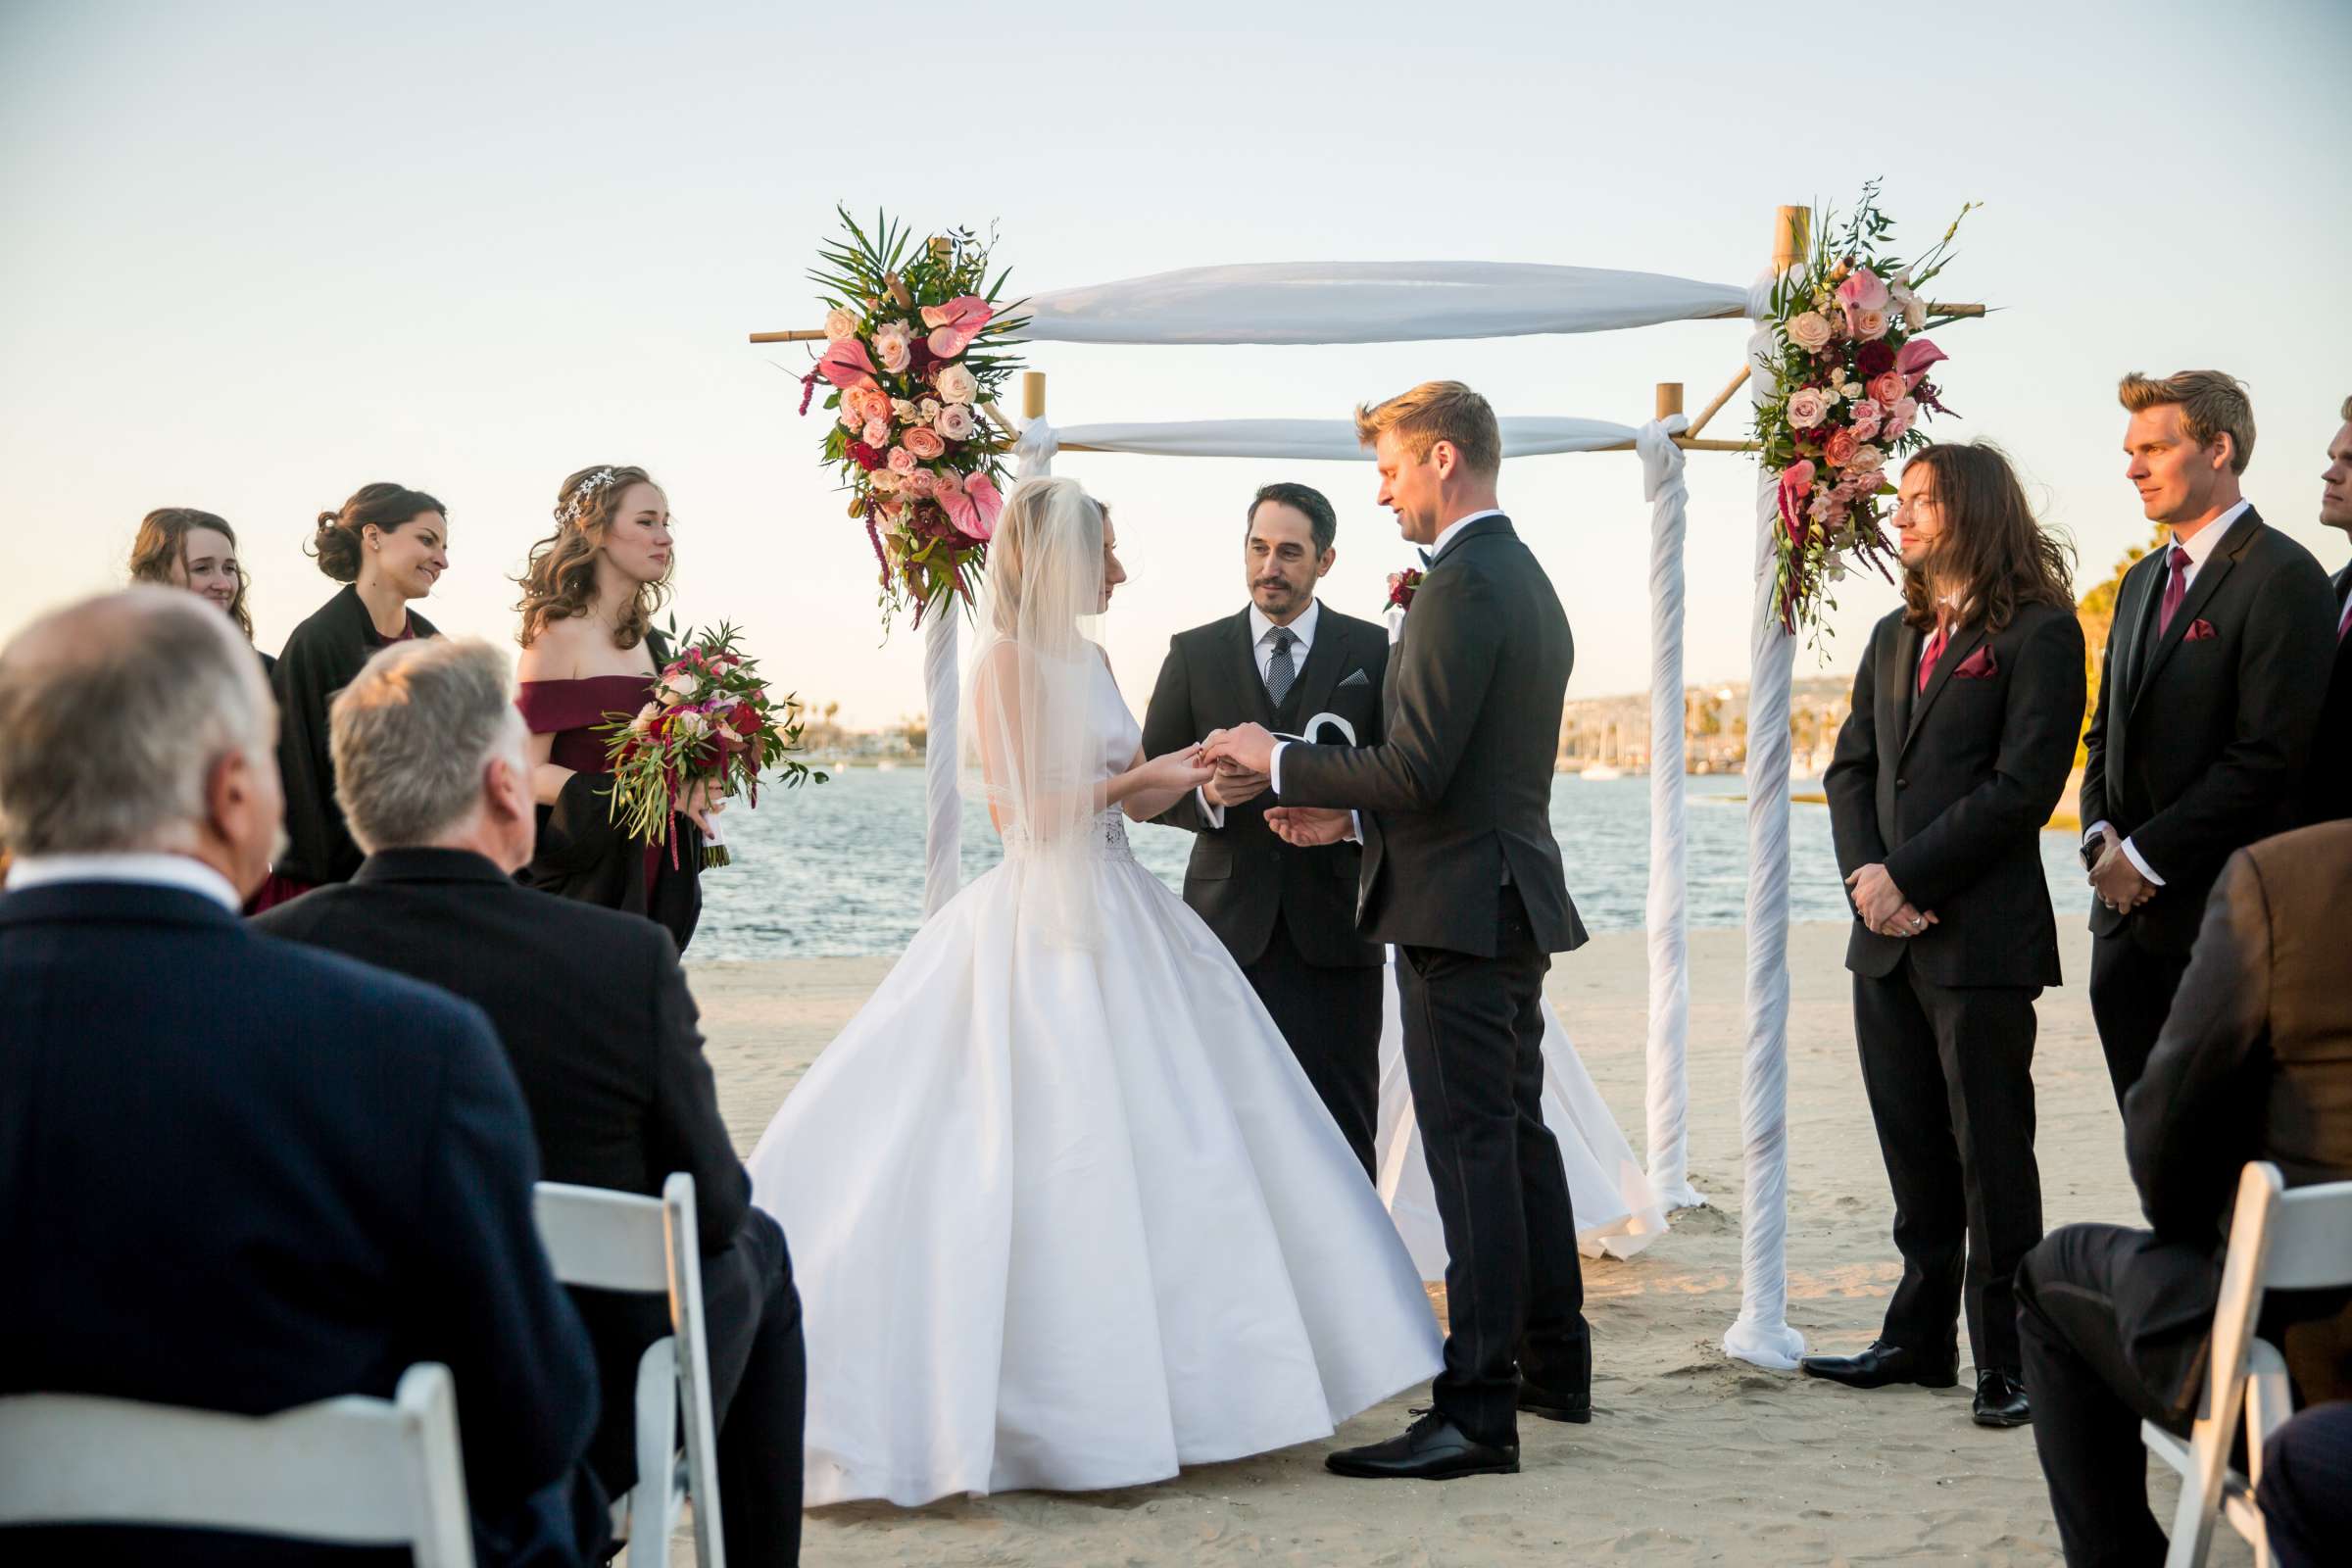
[999,810,1135,863]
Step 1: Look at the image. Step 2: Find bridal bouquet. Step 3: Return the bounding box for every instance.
[803,208,1029,631]
[596,623,822,869]
[1757,181,1982,644]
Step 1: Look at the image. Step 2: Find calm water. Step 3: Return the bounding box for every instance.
[690,769,2090,963]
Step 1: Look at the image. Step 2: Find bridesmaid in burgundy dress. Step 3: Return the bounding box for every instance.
[514,465,715,953]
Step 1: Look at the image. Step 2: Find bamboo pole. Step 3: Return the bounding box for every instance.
[1655,382,1684,421]
[1021,370,1046,421]
[1773,204,1811,273]
[1684,365,1752,440]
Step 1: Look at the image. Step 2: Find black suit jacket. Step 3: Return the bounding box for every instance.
[1140,603,1387,969]
[2080,507,2334,956]
[1825,600,2085,987]
[1277,515,1586,957]
[0,879,598,1565]
[254,849,756,1492]
[2118,824,2352,1407]
[2302,562,2352,825]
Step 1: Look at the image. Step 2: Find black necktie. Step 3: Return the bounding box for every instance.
[1265,628,1297,707]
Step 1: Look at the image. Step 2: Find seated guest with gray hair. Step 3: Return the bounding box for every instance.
[256,637,806,1568]
[0,589,605,1567]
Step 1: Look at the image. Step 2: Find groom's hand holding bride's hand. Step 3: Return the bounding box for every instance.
[1203,763,1269,808]
[1264,808,1352,848]
[1201,722,1277,776]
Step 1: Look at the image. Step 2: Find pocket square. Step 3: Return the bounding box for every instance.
[2185,617,2218,642]
[1338,667,1370,688]
[1953,646,1998,680]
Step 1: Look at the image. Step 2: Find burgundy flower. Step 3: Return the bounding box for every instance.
[848,440,883,472]
[908,339,936,375]
[1855,340,1896,379]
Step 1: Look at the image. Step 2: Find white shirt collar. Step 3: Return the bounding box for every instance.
[1249,597,1319,653]
[4,852,242,912]
[1429,507,1505,563]
[2168,498,2250,570]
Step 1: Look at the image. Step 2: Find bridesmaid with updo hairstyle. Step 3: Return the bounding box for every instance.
[126,508,272,678]
[514,464,711,952]
[255,482,448,912]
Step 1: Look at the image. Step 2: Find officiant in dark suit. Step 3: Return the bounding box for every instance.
[1809,443,2086,1429]
[1206,382,1590,1483]
[2302,396,2352,825]
[1140,482,1389,1175]
[2079,371,2335,1106]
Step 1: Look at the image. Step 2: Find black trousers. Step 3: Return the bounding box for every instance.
[1852,957,2043,1374]
[1242,911,1384,1180]
[2087,932,2189,1109]
[1396,889,1587,1447]
[700,1210,806,1568]
[2260,1403,2352,1568]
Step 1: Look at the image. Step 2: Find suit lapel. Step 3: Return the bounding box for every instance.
[2131,511,2259,716]
[2110,550,2162,714]
[1903,622,1987,753]
[1226,608,1276,727]
[1888,619,1921,742]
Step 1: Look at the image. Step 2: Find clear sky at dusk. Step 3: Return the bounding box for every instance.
[5,0,2346,725]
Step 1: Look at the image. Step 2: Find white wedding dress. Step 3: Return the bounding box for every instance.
[745,652,1441,1508]
[1374,968,1669,1271]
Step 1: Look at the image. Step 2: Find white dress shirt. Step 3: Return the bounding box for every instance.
[1200,601,1321,829]
[4,851,241,911]
[2083,498,2252,887]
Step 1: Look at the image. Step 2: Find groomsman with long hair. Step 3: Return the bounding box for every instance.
[1806,443,2085,1429]
[2304,394,2352,824]
[2079,371,2334,1103]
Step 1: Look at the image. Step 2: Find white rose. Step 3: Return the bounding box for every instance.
[663,672,696,700]
[823,306,859,341]
[934,363,978,404]
[1785,311,1834,353]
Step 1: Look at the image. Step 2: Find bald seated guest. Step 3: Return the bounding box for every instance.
[0,588,605,1567]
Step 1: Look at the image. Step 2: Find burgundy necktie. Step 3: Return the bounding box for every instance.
[2157,546,2192,638]
[1917,622,1946,694]
[2337,592,2351,645]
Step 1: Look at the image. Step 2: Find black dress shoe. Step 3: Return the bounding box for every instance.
[1517,1374,1592,1424]
[1325,1409,1519,1480]
[1798,1341,1959,1390]
[1972,1370,2032,1428]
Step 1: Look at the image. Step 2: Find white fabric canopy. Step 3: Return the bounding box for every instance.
[1020,262,1754,346]
[1014,416,1635,466]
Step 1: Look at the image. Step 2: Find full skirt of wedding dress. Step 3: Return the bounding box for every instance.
[745,846,1443,1508]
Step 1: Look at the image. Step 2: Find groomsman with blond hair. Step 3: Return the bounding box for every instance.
[2078,369,2334,1104]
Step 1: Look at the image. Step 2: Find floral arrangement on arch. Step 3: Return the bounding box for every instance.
[802,208,1028,631]
[1756,182,1983,643]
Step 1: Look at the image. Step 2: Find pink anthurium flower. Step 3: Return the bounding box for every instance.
[1894,337,1947,381]
[919,295,993,358]
[814,335,877,389]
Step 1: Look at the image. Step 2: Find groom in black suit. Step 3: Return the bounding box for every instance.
[1207,381,1590,1481]
[1140,482,1389,1175]
[2080,370,2334,1105]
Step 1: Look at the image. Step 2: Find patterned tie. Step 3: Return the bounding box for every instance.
[1265,628,1297,707]
[1917,621,1946,695]
[2157,546,2193,639]
[2337,590,2351,645]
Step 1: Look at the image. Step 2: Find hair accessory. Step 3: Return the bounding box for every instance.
[556,467,619,527]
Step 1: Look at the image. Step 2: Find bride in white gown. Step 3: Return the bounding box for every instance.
[745,477,1441,1508]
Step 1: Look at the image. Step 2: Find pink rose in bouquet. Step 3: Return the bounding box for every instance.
[1847,305,1890,341]
[1786,311,1835,353]
[902,425,947,461]
[871,320,914,373]
[1868,370,1909,409]
[886,445,919,476]
[1786,386,1831,429]
[861,418,891,449]
[933,362,978,405]
[903,468,937,499]
[1884,396,1920,439]
[823,306,861,341]
[1824,428,1862,468]
[1847,399,1884,441]
[934,402,976,441]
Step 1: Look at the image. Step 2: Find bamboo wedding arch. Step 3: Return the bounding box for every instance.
[751,206,1984,1371]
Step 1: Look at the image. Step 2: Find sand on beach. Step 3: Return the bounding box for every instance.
[675,920,2233,1567]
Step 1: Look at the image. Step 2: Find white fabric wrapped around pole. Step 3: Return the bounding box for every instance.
[1044,416,1637,464]
[920,609,959,920]
[1635,415,1703,1212]
[1021,261,1753,346]
[1722,308,1805,1371]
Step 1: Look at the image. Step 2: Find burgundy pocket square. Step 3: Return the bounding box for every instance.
[2185,618,2218,642]
[1953,648,1998,679]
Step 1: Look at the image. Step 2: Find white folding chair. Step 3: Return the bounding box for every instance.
[2143,1161,2352,1567]
[534,1171,724,1568]
[0,1362,473,1566]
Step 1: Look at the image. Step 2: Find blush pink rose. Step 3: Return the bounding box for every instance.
[1868,371,1908,409]
[1848,399,1884,439]
[1845,304,1890,341]
[861,417,891,448]
[1884,396,1920,439]
[933,363,978,405]
[886,446,918,476]
[1836,268,1890,313]
[869,467,903,495]
[871,320,913,373]
[903,425,947,460]
[1849,443,1887,474]
[903,469,937,499]
[1824,428,1862,468]
[934,402,976,441]
[823,306,860,341]
[1786,386,1831,429]
[1786,311,1835,353]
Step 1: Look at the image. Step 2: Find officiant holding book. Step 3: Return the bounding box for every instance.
[1141,482,1390,1175]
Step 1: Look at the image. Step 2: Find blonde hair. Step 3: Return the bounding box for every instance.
[986,477,1102,638]
[1353,380,1502,476]
[514,465,670,649]
[127,507,254,642]
[2119,370,2256,474]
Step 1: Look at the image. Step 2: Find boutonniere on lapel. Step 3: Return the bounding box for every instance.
[1386,567,1425,612]
[2184,618,2218,643]
[1952,646,1998,680]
